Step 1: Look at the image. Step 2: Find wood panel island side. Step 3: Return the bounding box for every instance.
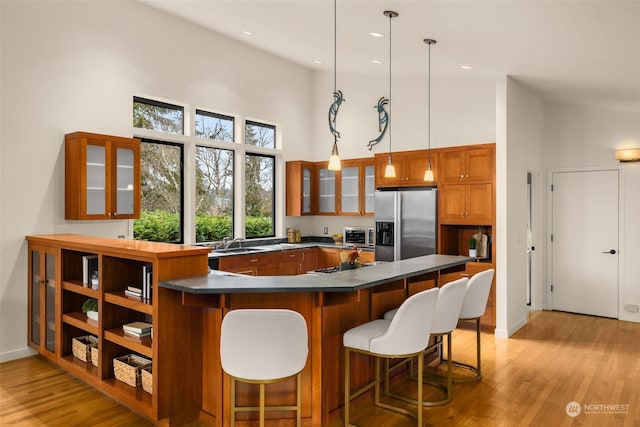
[25,234,468,427]
[162,254,469,427]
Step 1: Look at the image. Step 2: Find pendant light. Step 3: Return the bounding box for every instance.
[327,0,344,171]
[383,10,398,179]
[423,38,436,182]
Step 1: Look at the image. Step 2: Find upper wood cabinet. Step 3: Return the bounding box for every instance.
[439,183,494,224]
[374,150,437,188]
[285,158,375,216]
[339,159,375,216]
[286,161,314,216]
[65,132,140,220]
[438,145,494,184]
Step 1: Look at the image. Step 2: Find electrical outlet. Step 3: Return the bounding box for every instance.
[625,304,639,313]
[117,235,125,239]
[323,227,328,235]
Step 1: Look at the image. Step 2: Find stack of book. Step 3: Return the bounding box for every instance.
[123,263,153,301]
[122,321,152,339]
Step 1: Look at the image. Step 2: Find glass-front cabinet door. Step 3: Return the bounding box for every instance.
[317,167,336,214]
[341,166,359,214]
[65,132,140,220]
[302,167,311,214]
[339,160,375,216]
[29,244,57,358]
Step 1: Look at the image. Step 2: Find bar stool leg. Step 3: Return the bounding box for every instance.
[297,372,302,427]
[344,347,351,427]
[259,383,265,427]
[230,378,236,427]
[475,318,482,379]
[417,351,423,427]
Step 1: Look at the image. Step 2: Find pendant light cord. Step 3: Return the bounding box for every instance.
[427,41,431,164]
[388,13,392,153]
[334,0,337,95]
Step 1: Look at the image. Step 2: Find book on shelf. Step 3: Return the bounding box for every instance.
[122,321,152,334]
[127,286,142,293]
[82,255,98,287]
[142,263,153,300]
[124,289,142,298]
[123,329,152,338]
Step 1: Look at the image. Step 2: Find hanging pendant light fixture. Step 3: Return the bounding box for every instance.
[424,38,436,182]
[383,10,398,179]
[327,0,344,171]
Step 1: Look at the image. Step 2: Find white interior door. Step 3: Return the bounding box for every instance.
[551,170,619,318]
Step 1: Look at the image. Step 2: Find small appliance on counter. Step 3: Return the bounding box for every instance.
[343,227,374,247]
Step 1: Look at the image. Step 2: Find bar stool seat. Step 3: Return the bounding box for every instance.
[220,309,308,427]
[382,278,468,406]
[343,287,440,426]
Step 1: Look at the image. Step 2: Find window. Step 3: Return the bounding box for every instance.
[195,110,234,142]
[133,97,184,134]
[132,97,280,244]
[245,121,275,148]
[245,153,275,238]
[195,146,234,242]
[133,140,184,243]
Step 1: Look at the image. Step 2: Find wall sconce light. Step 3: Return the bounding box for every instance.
[615,148,640,162]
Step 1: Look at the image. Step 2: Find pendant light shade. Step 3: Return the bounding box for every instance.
[382,10,398,179]
[423,38,436,182]
[327,0,343,171]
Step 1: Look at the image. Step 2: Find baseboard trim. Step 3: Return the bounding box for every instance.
[0,346,37,363]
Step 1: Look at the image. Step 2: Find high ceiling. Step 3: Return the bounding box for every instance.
[139,0,640,112]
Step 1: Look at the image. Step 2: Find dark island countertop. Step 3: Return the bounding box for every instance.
[159,254,471,294]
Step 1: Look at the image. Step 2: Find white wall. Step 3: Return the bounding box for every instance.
[0,1,313,361]
[295,69,497,236]
[495,77,545,338]
[542,104,640,323]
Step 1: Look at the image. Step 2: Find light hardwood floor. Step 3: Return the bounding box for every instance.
[2,310,639,426]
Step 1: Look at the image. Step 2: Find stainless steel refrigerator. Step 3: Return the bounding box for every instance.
[374,188,437,262]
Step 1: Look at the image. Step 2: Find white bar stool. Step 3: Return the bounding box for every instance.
[343,287,440,427]
[444,268,494,383]
[220,309,308,427]
[383,277,468,406]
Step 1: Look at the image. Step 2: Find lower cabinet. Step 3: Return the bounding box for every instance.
[25,234,210,424]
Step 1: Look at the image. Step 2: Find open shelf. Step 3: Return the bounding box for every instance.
[62,312,99,335]
[59,353,99,378]
[63,280,99,298]
[104,291,152,315]
[104,329,152,358]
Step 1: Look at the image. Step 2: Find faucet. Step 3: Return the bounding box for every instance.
[220,237,244,250]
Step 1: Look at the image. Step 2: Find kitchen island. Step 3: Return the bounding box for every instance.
[160,254,469,427]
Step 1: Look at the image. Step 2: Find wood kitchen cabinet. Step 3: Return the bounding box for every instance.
[438,145,494,184]
[286,161,314,216]
[28,243,58,361]
[339,159,375,216]
[374,150,437,188]
[218,251,282,276]
[65,132,140,220]
[25,234,209,424]
[439,183,494,224]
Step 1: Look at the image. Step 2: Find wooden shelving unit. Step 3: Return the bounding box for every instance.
[26,234,210,425]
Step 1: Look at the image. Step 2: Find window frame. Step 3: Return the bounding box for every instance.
[133,96,185,135]
[244,152,276,239]
[195,109,235,142]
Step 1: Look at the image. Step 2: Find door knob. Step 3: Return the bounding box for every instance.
[602,249,617,254]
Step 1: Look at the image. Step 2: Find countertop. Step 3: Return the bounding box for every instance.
[159,254,471,294]
[206,241,374,258]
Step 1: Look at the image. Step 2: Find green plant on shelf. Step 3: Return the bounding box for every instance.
[469,236,477,250]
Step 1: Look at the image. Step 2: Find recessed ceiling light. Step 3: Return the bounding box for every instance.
[313,60,322,65]
[371,59,383,64]
[242,30,253,36]
[460,65,473,70]
[369,32,385,38]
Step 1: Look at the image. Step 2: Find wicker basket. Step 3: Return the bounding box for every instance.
[72,335,97,363]
[90,345,99,367]
[141,366,153,394]
[113,354,151,387]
